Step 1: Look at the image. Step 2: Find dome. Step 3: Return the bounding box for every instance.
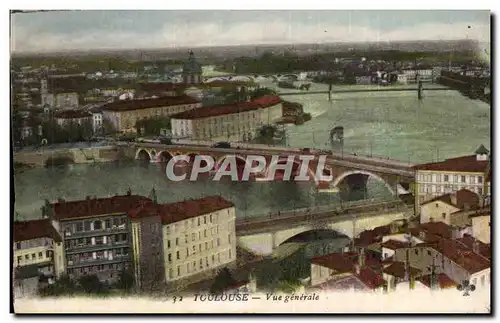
[182,50,202,75]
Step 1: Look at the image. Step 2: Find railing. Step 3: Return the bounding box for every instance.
[66,254,130,267]
[237,198,402,223]
[64,226,129,239]
[65,240,129,254]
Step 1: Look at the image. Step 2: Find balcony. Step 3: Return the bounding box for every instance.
[64,226,129,239]
[65,240,130,254]
[66,254,131,269]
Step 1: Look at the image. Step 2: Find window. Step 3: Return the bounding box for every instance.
[38,252,43,258]
[176,251,180,260]
[205,242,208,250]
[199,244,202,252]
[32,253,36,259]
[17,256,21,264]
[192,233,196,241]
[84,221,91,231]
[212,255,215,262]
[478,176,483,184]
[46,250,51,258]
[204,230,207,238]
[185,235,188,243]
[105,219,111,229]
[192,246,196,254]
[187,263,190,273]
[200,260,203,269]
[442,213,446,219]
[198,218,200,226]
[16,243,20,250]
[94,220,102,230]
[210,214,213,223]
[478,187,483,195]
[168,253,172,262]
[414,249,419,255]
[217,238,220,247]
[444,175,449,182]
[76,222,84,232]
[176,238,179,246]
[204,216,207,224]
[169,269,173,279]
[177,266,180,276]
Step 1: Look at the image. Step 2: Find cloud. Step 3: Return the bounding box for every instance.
[10,20,490,53]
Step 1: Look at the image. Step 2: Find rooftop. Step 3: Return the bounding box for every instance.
[54,110,92,119]
[383,261,421,279]
[170,95,282,120]
[412,154,489,173]
[311,249,382,273]
[128,195,235,225]
[14,219,62,243]
[380,239,410,250]
[101,95,200,112]
[51,195,152,221]
[422,189,481,210]
[418,274,457,289]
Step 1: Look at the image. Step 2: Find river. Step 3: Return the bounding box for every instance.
[14,81,490,222]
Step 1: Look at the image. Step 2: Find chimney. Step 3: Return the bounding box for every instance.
[358,248,366,268]
[473,239,480,254]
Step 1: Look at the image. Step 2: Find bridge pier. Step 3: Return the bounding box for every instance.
[338,174,369,201]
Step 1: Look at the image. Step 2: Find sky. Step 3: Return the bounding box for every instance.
[10,10,491,53]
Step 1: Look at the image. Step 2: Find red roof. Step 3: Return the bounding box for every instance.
[421,238,490,274]
[418,274,457,289]
[457,234,491,259]
[311,250,382,273]
[356,267,386,290]
[101,95,200,112]
[170,95,282,120]
[14,219,62,243]
[422,189,480,210]
[54,110,92,119]
[51,195,152,221]
[383,261,421,279]
[354,224,392,247]
[380,239,410,250]
[412,155,489,173]
[128,196,234,225]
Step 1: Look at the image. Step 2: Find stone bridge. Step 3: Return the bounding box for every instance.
[204,73,308,84]
[133,142,415,196]
[236,200,411,255]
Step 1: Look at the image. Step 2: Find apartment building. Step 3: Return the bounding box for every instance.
[170,95,283,141]
[54,110,93,127]
[44,194,152,283]
[13,219,65,298]
[101,95,201,133]
[129,196,237,290]
[413,145,490,215]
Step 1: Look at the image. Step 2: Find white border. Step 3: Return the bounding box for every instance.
[3,1,497,321]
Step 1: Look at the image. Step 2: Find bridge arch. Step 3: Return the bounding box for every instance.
[204,76,230,83]
[158,150,174,163]
[229,75,255,82]
[331,170,396,196]
[263,157,319,184]
[136,149,151,161]
[278,228,351,247]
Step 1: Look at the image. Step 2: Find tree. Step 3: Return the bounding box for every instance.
[210,267,237,294]
[78,274,108,294]
[249,87,277,99]
[258,125,278,144]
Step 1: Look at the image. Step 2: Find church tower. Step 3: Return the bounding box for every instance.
[182,50,202,85]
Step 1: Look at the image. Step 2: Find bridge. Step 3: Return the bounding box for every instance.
[204,73,308,84]
[235,199,412,255]
[131,141,415,196]
[278,84,451,100]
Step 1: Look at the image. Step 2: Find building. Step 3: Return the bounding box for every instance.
[419,189,480,226]
[89,107,103,135]
[129,196,237,290]
[413,145,491,214]
[44,194,152,283]
[182,50,203,85]
[54,110,93,127]
[470,210,491,244]
[101,95,201,133]
[13,219,65,298]
[309,249,386,292]
[170,95,283,141]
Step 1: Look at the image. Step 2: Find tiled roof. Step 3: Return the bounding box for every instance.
[51,195,152,221]
[101,95,200,112]
[354,224,392,247]
[170,95,282,120]
[14,219,62,243]
[54,110,92,119]
[418,274,457,289]
[311,252,357,273]
[356,267,386,290]
[423,238,490,275]
[128,196,234,225]
[457,234,491,260]
[412,155,489,173]
[421,189,480,210]
[383,261,421,279]
[380,239,410,250]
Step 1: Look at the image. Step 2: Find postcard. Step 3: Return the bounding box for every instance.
[10,9,491,314]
